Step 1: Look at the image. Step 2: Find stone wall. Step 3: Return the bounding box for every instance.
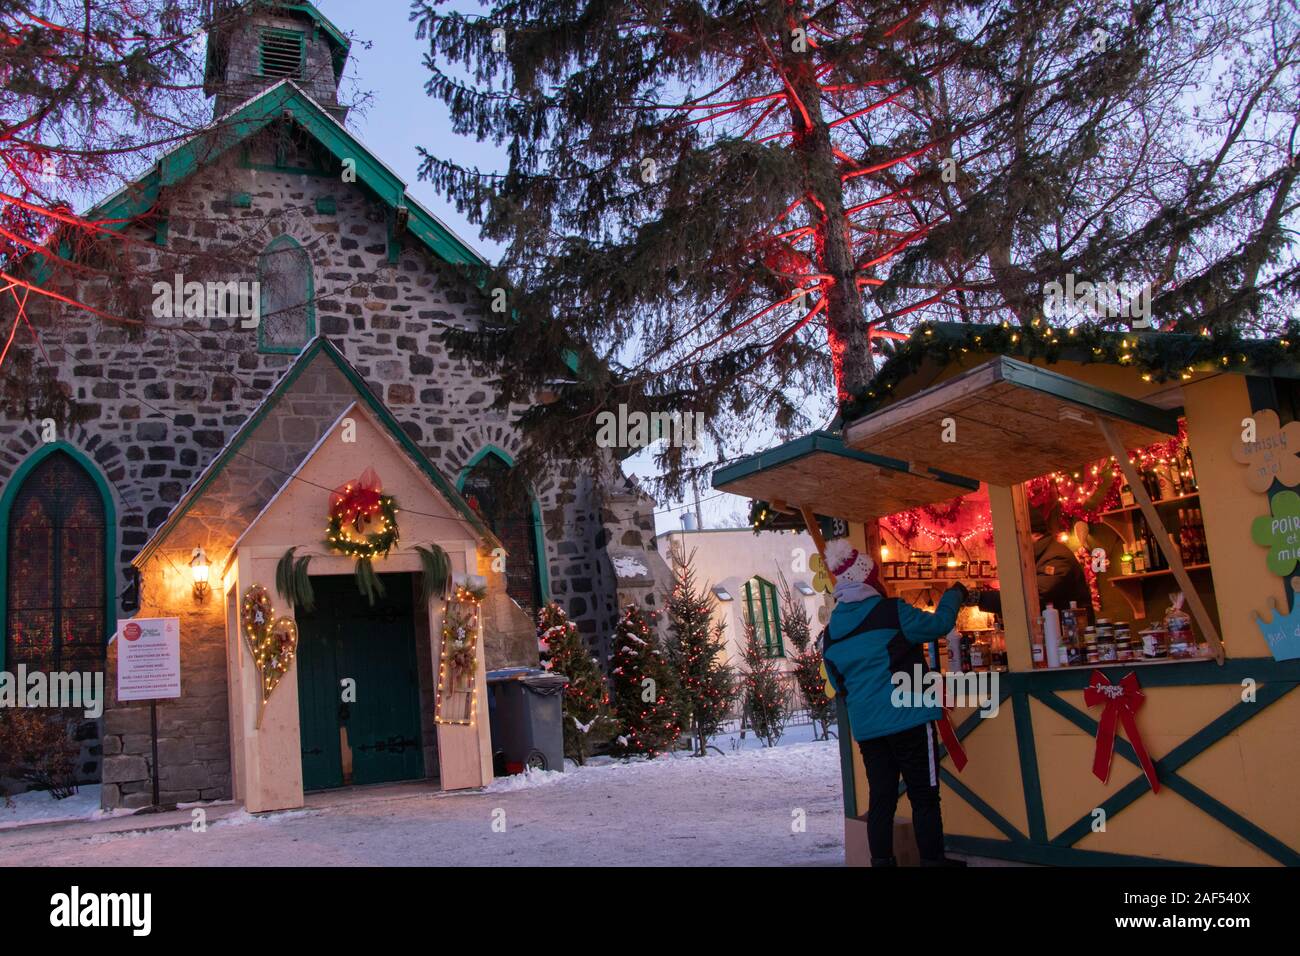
[102,568,230,809]
[599,474,675,655]
[0,125,623,802]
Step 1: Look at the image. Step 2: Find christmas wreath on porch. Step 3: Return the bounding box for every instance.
[325,467,400,602]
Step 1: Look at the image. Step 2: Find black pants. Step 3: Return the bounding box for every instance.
[857,723,945,862]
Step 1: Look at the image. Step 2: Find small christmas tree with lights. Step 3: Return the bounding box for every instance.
[741,621,787,748]
[666,555,736,756]
[608,604,682,758]
[537,601,608,765]
[779,574,833,740]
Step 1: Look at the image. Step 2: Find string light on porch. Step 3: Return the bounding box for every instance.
[435,578,487,727]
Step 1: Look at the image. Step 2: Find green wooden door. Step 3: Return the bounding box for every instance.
[297,613,344,791]
[296,573,424,791]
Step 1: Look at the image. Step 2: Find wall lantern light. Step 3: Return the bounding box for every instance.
[190,546,211,600]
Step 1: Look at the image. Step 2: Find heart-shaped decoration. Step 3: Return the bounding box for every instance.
[259,617,299,700]
[240,584,273,658]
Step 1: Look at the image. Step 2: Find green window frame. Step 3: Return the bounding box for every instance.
[454,445,549,612]
[0,442,117,675]
[259,28,306,79]
[257,235,315,354]
[743,577,784,658]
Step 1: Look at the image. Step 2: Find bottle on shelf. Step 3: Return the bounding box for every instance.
[992,624,1008,671]
[946,628,963,672]
[1183,447,1199,492]
[1168,458,1185,497]
[1133,539,1147,573]
[1143,520,1166,570]
[1120,480,1136,508]
[1141,465,1161,502]
[1178,508,1193,563]
[1030,619,1046,669]
[1043,603,1063,669]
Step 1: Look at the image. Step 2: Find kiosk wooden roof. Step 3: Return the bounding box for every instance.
[842,356,1181,486]
[711,430,979,524]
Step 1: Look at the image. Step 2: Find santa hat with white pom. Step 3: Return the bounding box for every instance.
[824,537,880,589]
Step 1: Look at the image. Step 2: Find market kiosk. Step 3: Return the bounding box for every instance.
[713,328,1300,866]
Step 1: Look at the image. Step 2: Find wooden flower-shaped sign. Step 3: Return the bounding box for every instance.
[1250,490,1300,577]
[1232,408,1300,493]
[810,553,834,593]
[1253,576,1300,662]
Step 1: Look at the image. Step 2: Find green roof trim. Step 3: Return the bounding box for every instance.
[86,81,485,271]
[711,429,980,494]
[134,336,500,567]
[990,356,1180,436]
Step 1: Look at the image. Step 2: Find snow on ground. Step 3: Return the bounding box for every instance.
[0,786,135,830]
[0,737,844,866]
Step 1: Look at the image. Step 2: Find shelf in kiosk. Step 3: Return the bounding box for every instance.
[1100,491,1200,518]
[1108,562,1212,585]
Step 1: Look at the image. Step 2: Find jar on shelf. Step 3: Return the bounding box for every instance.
[1096,620,1117,662]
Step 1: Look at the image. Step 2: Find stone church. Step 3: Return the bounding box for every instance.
[0,0,670,809]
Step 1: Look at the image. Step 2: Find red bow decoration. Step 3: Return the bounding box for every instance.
[330,467,383,531]
[1084,670,1160,793]
[935,684,968,772]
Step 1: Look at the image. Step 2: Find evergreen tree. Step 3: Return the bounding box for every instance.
[666,555,737,756]
[412,1,1298,495]
[608,604,683,758]
[537,601,608,765]
[740,621,787,748]
[778,574,834,740]
[1,1,249,416]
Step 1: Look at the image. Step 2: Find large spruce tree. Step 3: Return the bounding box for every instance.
[413,0,1296,494]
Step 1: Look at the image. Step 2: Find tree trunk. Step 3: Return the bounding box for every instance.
[788,53,875,400]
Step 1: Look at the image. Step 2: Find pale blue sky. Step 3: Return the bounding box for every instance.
[322,1,505,259]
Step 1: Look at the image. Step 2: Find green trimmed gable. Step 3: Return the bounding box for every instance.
[135,336,501,568]
[86,81,483,270]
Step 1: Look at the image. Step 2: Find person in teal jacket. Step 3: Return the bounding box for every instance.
[820,538,968,867]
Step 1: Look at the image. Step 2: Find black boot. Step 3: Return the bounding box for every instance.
[871,856,898,867]
[921,856,968,867]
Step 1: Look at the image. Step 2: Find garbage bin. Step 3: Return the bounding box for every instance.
[486,668,568,775]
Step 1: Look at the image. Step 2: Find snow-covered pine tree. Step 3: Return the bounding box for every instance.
[741,621,787,748]
[537,601,608,765]
[608,604,682,758]
[666,556,737,756]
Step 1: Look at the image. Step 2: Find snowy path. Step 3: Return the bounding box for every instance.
[0,739,844,867]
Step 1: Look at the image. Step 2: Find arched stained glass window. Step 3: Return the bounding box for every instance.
[4,451,107,672]
[258,235,315,352]
[459,451,543,615]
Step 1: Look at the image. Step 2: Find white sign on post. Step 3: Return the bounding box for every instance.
[116,618,181,701]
